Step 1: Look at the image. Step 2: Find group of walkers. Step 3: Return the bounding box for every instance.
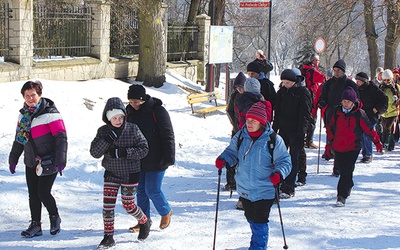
[219,50,399,249]
[8,80,175,249]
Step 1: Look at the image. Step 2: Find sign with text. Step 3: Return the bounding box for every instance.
[208,26,234,64]
[240,1,270,8]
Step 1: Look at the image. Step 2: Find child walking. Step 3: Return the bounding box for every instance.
[323,87,383,206]
[90,97,150,249]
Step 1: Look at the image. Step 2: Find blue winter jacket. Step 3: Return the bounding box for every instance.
[219,124,292,202]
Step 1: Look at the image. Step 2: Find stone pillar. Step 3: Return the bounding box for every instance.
[86,0,110,62]
[195,14,210,85]
[7,0,33,78]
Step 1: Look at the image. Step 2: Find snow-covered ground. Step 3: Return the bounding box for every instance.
[0,72,399,250]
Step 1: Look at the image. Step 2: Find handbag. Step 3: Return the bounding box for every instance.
[36,155,57,176]
[29,135,58,176]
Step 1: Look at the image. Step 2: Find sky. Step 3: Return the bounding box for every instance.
[0,72,399,250]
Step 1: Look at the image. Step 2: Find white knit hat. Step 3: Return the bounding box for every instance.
[382,69,393,80]
[106,109,125,121]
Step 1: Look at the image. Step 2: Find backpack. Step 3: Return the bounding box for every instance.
[237,130,276,164]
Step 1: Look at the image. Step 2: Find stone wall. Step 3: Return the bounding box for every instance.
[0,0,208,84]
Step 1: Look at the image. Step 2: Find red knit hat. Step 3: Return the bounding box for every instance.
[246,102,267,125]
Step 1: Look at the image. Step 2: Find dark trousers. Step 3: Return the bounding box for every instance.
[381,116,397,149]
[280,131,304,190]
[25,165,58,222]
[335,150,359,198]
[306,116,317,144]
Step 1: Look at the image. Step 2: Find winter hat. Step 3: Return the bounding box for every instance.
[392,69,399,75]
[291,68,301,76]
[128,84,146,100]
[333,59,346,72]
[247,61,261,74]
[341,86,357,103]
[244,78,261,93]
[280,69,297,82]
[382,69,393,80]
[106,109,125,121]
[246,102,268,125]
[310,54,320,61]
[355,72,369,83]
[375,67,384,76]
[326,68,333,78]
[234,72,247,88]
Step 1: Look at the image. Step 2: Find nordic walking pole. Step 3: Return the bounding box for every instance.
[212,168,222,250]
[275,186,289,249]
[316,112,323,174]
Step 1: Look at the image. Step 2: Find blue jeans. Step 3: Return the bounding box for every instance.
[137,170,170,219]
[361,124,375,157]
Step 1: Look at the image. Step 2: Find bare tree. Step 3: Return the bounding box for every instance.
[136,0,166,87]
[383,0,400,69]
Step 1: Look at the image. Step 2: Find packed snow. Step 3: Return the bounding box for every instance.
[0,72,399,250]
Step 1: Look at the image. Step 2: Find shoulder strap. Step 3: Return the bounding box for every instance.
[268,132,276,164]
[237,130,244,150]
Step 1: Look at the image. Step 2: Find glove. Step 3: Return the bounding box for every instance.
[375,141,383,153]
[215,157,226,169]
[270,172,281,187]
[104,130,118,144]
[9,163,16,174]
[56,166,65,176]
[323,144,333,161]
[108,146,128,158]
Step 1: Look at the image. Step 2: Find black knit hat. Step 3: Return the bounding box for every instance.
[333,59,346,72]
[234,72,246,88]
[355,72,369,83]
[341,86,357,103]
[247,61,261,74]
[280,69,297,82]
[128,84,146,100]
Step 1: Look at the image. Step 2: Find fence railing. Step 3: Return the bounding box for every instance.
[167,25,199,62]
[0,2,11,58]
[32,3,93,59]
[110,4,139,57]
[3,2,199,62]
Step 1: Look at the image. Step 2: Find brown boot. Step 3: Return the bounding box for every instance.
[159,210,172,229]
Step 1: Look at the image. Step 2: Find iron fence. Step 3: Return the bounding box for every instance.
[167,25,199,62]
[33,3,93,59]
[110,4,139,57]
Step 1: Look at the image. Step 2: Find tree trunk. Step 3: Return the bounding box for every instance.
[363,0,380,78]
[186,0,201,25]
[136,0,166,88]
[384,0,400,69]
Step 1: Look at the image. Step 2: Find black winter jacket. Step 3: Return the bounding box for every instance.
[126,95,175,172]
[273,80,312,137]
[9,97,68,168]
[318,75,359,123]
[358,81,388,124]
[90,97,148,183]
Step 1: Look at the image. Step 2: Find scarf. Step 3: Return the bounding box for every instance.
[16,100,41,145]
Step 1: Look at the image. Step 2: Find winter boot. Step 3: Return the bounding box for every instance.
[159,209,172,229]
[49,215,61,235]
[138,219,151,240]
[21,221,42,238]
[97,234,115,249]
[360,156,372,163]
[336,196,346,207]
[129,218,152,233]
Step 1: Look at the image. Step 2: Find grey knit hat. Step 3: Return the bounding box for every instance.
[244,78,261,93]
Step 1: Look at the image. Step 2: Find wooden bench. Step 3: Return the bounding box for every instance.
[187,91,227,118]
